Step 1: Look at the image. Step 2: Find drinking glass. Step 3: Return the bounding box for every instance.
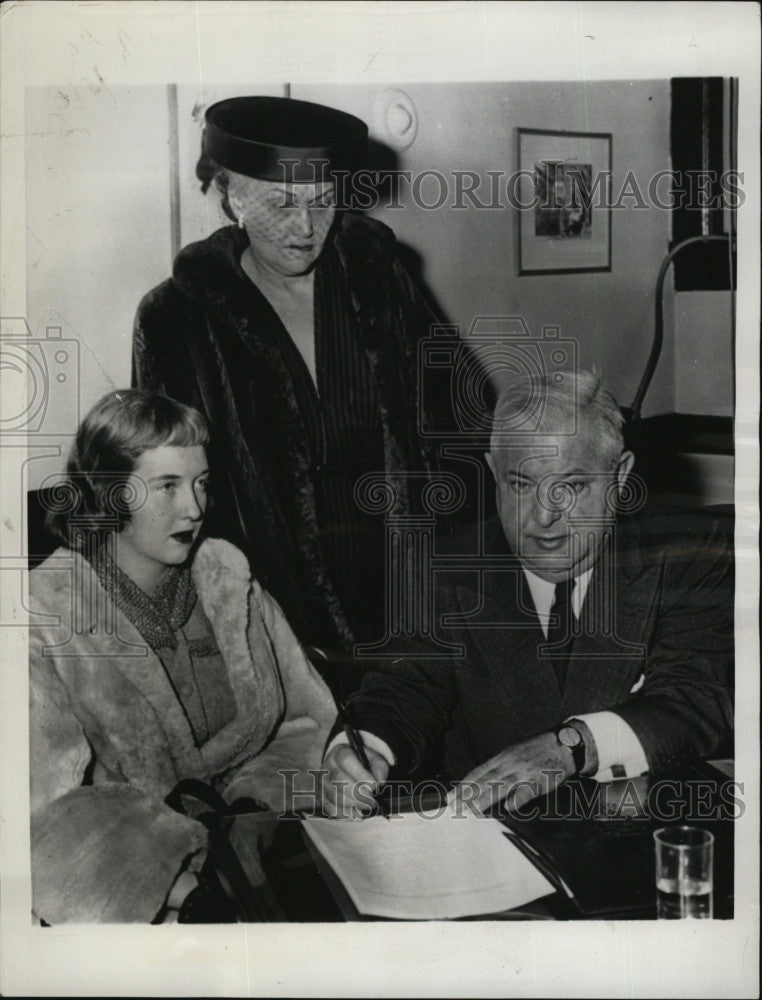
[653,825,714,919]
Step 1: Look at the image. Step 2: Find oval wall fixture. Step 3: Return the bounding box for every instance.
[373,88,418,150]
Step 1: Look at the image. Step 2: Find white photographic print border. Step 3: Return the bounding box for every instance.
[1,2,758,997]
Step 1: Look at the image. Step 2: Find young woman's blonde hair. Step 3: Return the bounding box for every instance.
[47,389,209,547]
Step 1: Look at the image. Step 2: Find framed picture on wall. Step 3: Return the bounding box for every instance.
[516,128,612,275]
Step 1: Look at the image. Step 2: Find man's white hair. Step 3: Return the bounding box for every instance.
[490,369,625,466]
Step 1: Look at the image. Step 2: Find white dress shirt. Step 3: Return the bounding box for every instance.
[327,568,650,782]
[522,567,649,781]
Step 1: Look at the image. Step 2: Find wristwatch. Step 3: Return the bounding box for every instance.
[554,723,586,776]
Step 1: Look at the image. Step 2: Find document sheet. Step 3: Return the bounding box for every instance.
[302,804,555,919]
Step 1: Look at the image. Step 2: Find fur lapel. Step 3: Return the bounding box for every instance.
[335,213,440,502]
[32,550,204,795]
[32,544,290,796]
[192,538,285,773]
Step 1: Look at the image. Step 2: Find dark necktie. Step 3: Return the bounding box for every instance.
[547,578,575,691]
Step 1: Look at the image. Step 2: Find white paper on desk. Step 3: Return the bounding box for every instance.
[302,803,554,920]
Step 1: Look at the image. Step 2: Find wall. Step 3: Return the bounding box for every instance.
[675,291,734,415]
[173,81,733,423]
[25,78,735,489]
[177,82,286,250]
[23,85,174,490]
[294,80,675,415]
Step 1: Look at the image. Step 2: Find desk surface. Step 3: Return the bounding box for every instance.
[264,762,735,922]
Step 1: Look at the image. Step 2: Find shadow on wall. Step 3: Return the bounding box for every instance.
[363,138,453,326]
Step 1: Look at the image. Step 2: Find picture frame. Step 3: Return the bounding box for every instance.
[516,128,612,275]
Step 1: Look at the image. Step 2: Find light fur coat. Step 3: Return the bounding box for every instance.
[29,538,335,923]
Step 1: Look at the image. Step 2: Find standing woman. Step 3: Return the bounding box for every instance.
[133,97,449,667]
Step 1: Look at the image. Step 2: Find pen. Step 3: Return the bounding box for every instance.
[336,699,389,819]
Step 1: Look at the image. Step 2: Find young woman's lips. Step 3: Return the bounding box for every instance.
[171,530,195,545]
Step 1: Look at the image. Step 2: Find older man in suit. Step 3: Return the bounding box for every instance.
[321,370,733,814]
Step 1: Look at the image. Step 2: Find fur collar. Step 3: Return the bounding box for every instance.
[30,540,287,793]
[171,213,398,316]
[192,538,285,774]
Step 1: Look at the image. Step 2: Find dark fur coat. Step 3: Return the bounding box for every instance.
[133,214,450,653]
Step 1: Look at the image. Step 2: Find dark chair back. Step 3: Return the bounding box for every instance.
[27,488,62,570]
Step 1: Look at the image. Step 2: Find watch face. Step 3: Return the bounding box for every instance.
[558,725,582,749]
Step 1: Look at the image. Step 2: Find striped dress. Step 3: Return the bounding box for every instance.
[246,240,387,645]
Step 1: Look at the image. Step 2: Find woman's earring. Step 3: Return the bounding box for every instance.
[237,214,245,229]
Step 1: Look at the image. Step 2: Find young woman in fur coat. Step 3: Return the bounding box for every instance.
[133,97,460,665]
[29,390,335,923]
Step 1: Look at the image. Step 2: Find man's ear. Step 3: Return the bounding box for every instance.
[485,452,496,481]
[615,449,635,489]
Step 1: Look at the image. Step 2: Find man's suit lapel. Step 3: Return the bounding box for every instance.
[454,556,565,722]
[447,524,658,726]
[561,530,658,717]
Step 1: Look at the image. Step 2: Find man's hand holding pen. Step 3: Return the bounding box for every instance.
[320,743,390,819]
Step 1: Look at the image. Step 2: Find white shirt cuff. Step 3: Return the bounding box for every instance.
[570,711,649,782]
[324,730,397,768]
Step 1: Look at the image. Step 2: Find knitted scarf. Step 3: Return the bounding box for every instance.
[87,545,197,653]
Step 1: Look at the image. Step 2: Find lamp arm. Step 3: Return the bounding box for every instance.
[629,233,732,419]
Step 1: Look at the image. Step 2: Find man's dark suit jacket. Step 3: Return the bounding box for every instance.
[348,506,734,781]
